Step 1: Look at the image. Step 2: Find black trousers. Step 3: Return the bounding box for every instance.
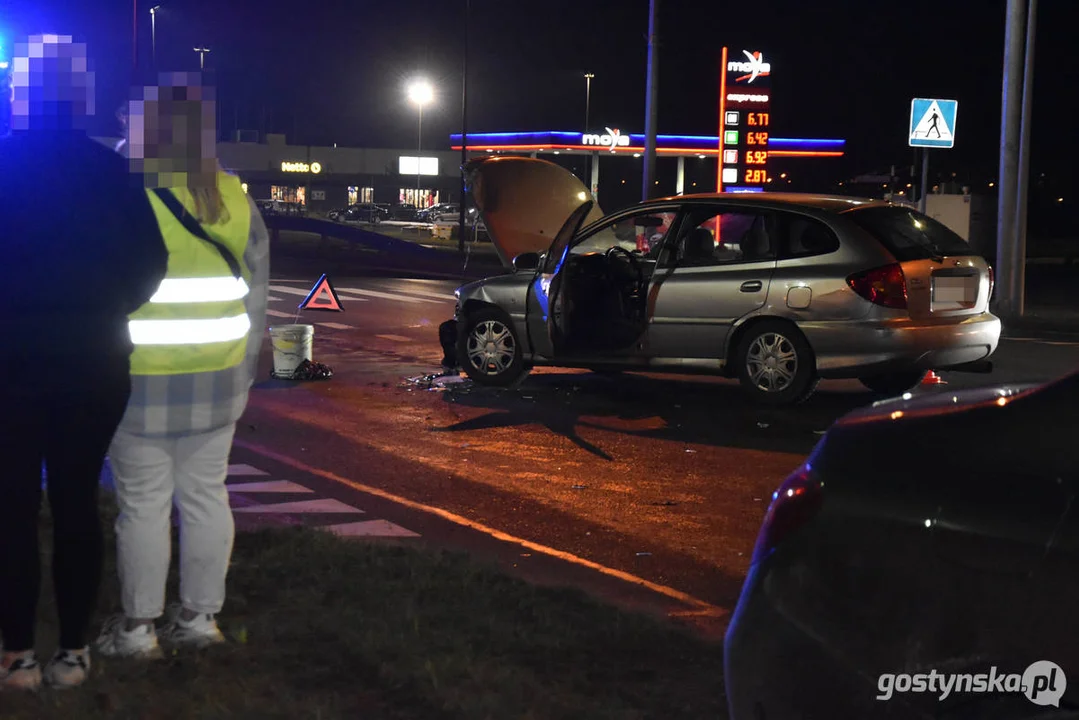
[0,365,130,652]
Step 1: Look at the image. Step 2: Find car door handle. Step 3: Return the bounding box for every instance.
[740,281,763,293]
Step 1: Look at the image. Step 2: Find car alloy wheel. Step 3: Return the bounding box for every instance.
[466,319,516,376]
[745,332,799,393]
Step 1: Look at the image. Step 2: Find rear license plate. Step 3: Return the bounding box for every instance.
[932,276,978,307]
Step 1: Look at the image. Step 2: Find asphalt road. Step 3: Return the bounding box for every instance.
[241,261,1079,636]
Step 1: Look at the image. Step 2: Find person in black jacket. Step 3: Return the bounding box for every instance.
[0,34,168,691]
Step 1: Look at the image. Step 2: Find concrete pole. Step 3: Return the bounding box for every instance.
[641,0,659,201]
[584,73,594,187]
[458,0,469,252]
[675,156,685,195]
[995,0,1027,317]
[919,149,929,214]
[1013,0,1037,316]
[590,151,600,199]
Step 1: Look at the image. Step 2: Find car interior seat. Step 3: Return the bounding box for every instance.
[740,220,773,262]
[682,227,716,264]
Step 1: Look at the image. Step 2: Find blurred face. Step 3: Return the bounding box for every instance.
[10,34,95,131]
[128,73,217,188]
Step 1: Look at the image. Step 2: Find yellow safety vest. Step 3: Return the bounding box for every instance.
[129,173,253,375]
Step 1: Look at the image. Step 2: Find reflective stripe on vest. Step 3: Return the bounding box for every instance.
[130,174,254,376]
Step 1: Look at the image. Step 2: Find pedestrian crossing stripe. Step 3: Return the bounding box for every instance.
[226,480,314,493]
[228,464,270,476]
[232,498,365,514]
[324,520,421,538]
[317,322,353,330]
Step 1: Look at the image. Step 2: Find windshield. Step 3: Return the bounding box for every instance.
[844,206,973,261]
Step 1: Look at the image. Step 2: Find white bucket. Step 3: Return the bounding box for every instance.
[269,324,314,378]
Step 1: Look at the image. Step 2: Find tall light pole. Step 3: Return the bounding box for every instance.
[194,46,210,70]
[584,72,594,188]
[458,0,470,253]
[407,78,434,207]
[1013,0,1037,317]
[150,6,160,70]
[642,0,660,201]
[584,73,594,132]
[995,0,1026,318]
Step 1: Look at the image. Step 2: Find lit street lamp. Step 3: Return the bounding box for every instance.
[150,6,161,69]
[407,78,434,206]
[194,46,210,70]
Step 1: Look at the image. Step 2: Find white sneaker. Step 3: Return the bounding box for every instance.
[94,614,164,659]
[0,650,42,691]
[161,605,225,649]
[43,648,91,689]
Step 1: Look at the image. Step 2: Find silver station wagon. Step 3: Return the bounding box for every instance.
[451,156,1001,405]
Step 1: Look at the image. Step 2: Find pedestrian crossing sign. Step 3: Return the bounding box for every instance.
[909,98,958,149]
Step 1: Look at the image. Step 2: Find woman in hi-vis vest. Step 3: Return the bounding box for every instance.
[94,72,270,660]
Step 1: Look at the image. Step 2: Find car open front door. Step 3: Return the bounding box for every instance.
[524,200,596,361]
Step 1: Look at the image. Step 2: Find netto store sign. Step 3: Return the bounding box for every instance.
[582,127,630,151]
[281,161,322,173]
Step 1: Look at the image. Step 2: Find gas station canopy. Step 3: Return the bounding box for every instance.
[450,131,844,158]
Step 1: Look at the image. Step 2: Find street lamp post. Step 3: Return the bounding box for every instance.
[407,78,434,208]
[584,72,594,187]
[150,6,160,70]
[194,46,210,70]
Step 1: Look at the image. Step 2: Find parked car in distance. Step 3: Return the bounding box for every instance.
[389,203,418,221]
[430,203,461,223]
[341,203,386,223]
[725,373,1079,717]
[449,156,1000,404]
[417,202,457,222]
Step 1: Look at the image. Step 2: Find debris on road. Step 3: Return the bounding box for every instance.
[273,359,334,381]
[572,484,587,490]
[756,421,770,429]
[635,552,652,557]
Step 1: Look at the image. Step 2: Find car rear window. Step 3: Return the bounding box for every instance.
[844,206,972,262]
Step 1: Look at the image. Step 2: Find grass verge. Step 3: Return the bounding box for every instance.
[5,501,727,719]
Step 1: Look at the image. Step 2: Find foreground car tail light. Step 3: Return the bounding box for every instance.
[751,464,825,564]
[846,263,908,309]
[987,265,995,300]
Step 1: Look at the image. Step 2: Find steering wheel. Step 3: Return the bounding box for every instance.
[604,245,645,292]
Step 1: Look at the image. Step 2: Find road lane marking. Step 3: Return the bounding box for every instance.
[324,520,421,538]
[317,322,353,330]
[233,438,728,618]
[228,464,270,476]
[266,295,284,302]
[375,334,413,342]
[268,284,368,301]
[233,498,364,514]
[371,286,458,301]
[335,287,445,304]
[226,480,313,493]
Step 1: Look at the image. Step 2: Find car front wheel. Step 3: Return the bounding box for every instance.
[859,371,928,396]
[458,309,526,387]
[736,321,818,405]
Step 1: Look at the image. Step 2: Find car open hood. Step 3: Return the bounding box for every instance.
[463,156,605,268]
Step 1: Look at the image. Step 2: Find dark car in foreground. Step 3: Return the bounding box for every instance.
[725,376,1079,718]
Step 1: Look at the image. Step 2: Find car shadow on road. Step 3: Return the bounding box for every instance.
[433,371,877,459]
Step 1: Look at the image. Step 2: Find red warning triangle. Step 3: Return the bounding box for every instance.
[298,273,344,312]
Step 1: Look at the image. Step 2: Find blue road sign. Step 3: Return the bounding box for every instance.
[909,98,958,149]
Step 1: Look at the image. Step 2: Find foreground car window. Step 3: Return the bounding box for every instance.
[845,206,972,261]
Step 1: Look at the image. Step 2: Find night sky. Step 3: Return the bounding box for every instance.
[4,0,1076,196]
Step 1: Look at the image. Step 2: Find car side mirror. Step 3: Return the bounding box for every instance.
[512,252,541,272]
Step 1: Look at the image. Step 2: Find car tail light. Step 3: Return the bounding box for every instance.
[846,263,908,309]
[987,265,995,300]
[751,464,825,564]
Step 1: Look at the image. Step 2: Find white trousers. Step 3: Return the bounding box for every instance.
[108,424,237,619]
